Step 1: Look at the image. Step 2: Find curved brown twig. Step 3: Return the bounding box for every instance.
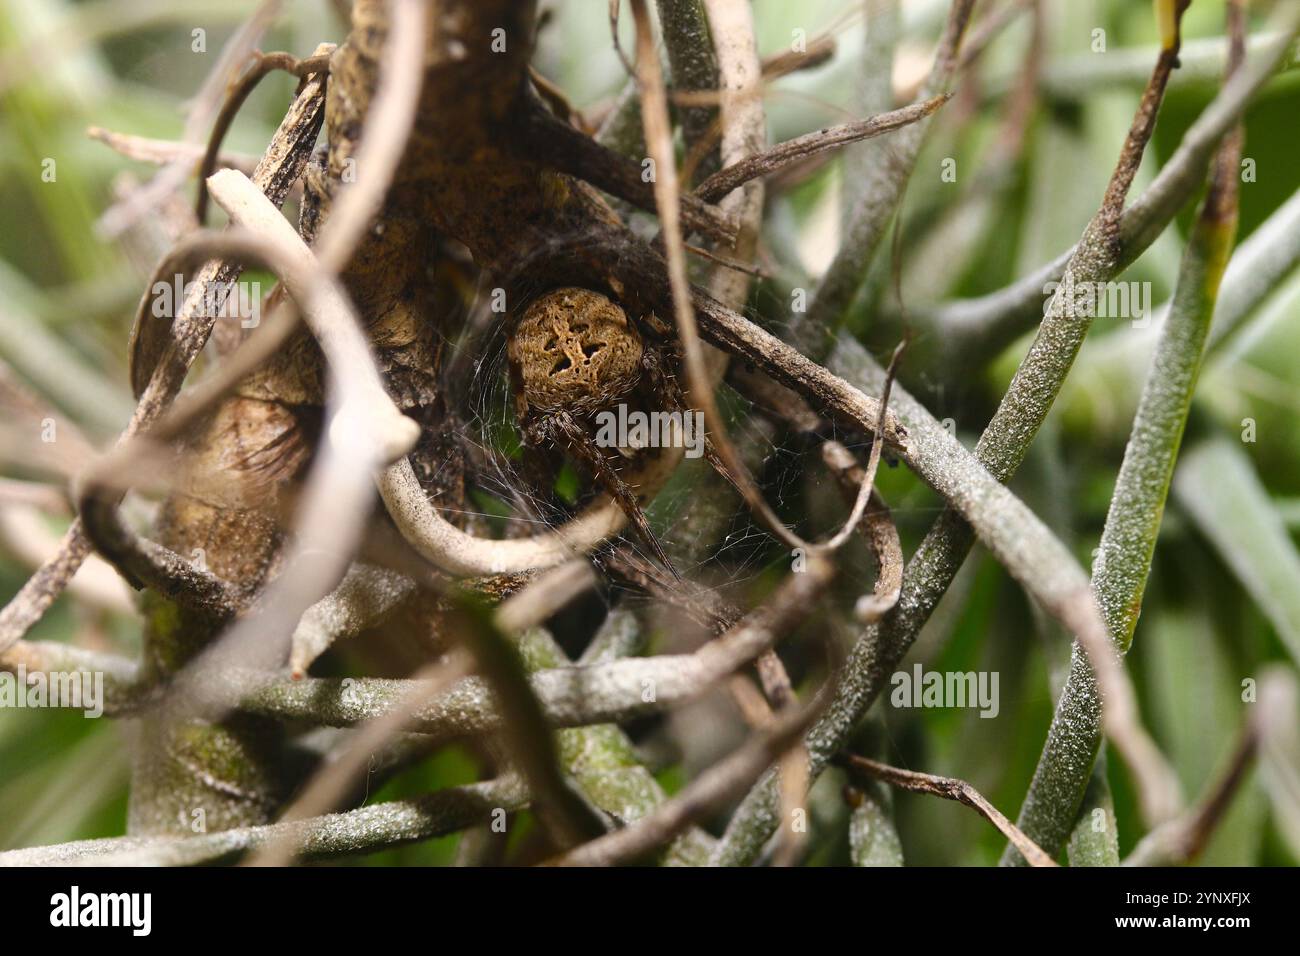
[195,49,332,224]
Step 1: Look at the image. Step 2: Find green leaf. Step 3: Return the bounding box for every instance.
[1174,438,1300,666]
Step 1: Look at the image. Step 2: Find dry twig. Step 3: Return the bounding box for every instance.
[841,754,1058,868]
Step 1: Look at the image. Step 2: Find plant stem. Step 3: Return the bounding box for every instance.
[0,777,528,866]
[791,0,975,361]
[515,619,714,865]
[1005,23,1245,861]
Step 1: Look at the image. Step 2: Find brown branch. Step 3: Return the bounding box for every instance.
[127,61,329,398]
[311,0,427,272]
[694,94,951,205]
[521,103,739,246]
[195,49,333,224]
[683,241,769,278]
[79,486,242,618]
[760,34,836,81]
[819,339,905,552]
[729,365,903,622]
[0,525,95,654]
[896,0,1033,103]
[1095,1,1189,246]
[131,0,431,756]
[822,454,903,624]
[608,0,638,78]
[1125,666,1289,867]
[692,289,907,449]
[87,126,259,174]
[841,754,1058,868]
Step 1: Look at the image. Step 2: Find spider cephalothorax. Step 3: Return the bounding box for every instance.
[505,286,690,577]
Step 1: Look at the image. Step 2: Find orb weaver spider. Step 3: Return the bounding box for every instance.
[505,286,727,579]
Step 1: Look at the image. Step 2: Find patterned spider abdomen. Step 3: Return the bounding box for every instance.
[508,287,643,414]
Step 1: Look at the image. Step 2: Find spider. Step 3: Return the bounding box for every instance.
[505,286,721,579]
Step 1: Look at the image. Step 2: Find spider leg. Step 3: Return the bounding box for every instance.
[641,347,746,496]
[551,409,683,582]
[701,437,743,494]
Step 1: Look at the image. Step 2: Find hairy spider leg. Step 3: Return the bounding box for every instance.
[548,409,683,582]
[640,345,745,499]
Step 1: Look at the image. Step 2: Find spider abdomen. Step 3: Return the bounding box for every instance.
[509,287,643,415]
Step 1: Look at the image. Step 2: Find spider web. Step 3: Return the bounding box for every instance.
[443,285,910,626]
